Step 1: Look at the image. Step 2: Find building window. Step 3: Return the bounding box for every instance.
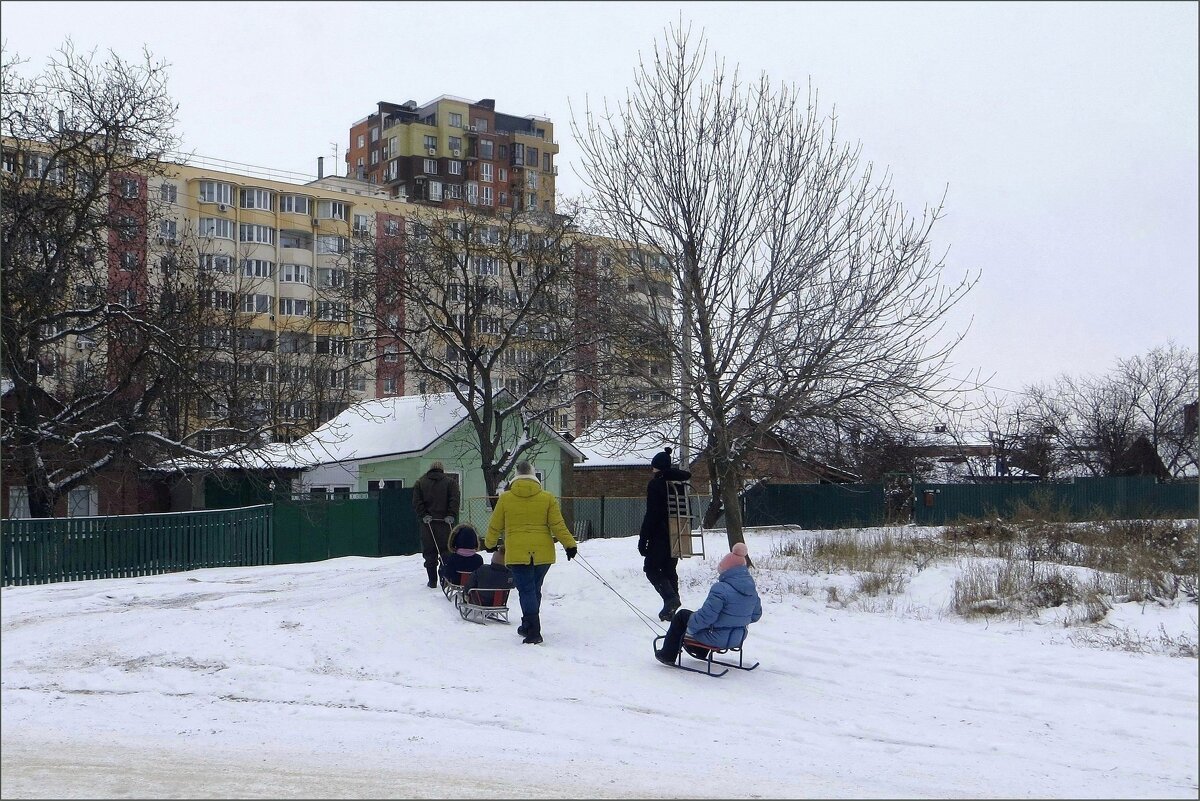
[279,195,311,215]
[357,134,365,148]
[423,159,437,175]
[370,150,379,165]
[316,301,348,321]
[7,487,31,519]
[481,185,493,206]
[159,182,177,203]
[240,188,273,211]
[242,259,274,278]
[318,267,346,288]
[449,112,463,128]
[448,160,462,175]
[384,219,400,236]
[449,136,462,152]
[316,235,348,254]
[543,153,552,172]
[428,181,442,202]
[480,163,493,183]
[120,178,139,198]
[445,184,462,200]
[370,127,380,142]
[117,216,138,241]
[119,252,138,271]
[382,376,396,394]
[200,254,233,273]
[382,344,399,362]
[466,182,478,205]
[199,217,233,239]
[424,134,437,150]
[499,168,507,183]
[67,486,98,518]
[317,200,347,220]
[528,147,538,167]
[198,181,233,205]
[202,290,234,310]
[279,263,310,284]
[159,219,177,241]
[353,213,370,234]
[241,293,273,313]
[278,297,310,316]
[480,140,494,160]
[474,256,499,276]
[239,224,275,245]
[317,336,349,355]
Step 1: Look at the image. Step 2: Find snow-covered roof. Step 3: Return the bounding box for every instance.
[153,392,583,472]
[573,421,686,469]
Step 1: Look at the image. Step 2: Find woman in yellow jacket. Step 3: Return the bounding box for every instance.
[485,461,578,644]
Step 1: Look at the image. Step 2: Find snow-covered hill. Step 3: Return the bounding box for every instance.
[2,529,1196,798]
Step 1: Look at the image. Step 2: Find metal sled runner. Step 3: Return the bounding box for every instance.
[457,586,512,625]
[652,630,760,678]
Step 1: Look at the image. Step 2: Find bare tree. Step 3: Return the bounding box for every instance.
[345,202,612,498]
[572,23,977,545]
[1118,342,1197,477]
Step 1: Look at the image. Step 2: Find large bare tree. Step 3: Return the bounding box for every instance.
[345,202,613,498]
[1,42,270,516]
[572,23,977,545]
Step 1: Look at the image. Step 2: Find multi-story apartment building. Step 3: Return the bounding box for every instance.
[346,96,558,214]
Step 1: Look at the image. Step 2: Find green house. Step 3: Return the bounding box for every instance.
[281,392,583,525]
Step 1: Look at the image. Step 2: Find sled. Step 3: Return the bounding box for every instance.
[666,480,703,559]
[457,586,512,625]
[439,559,473,604]
[652,629,759,678]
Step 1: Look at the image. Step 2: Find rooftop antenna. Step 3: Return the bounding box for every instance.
[329,142,338,176]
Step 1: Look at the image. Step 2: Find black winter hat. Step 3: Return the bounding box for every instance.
[651,448,673,470]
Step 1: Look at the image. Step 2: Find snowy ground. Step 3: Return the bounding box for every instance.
[2,528,1197,799]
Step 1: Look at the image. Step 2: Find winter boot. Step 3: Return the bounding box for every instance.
[522,614,543,645]
[654,580,681,622]
[425,565,438,589]
[517,616,528,637]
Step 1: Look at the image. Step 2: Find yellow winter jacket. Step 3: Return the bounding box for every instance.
[485,476,577,566]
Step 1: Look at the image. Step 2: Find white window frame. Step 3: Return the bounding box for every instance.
[241,293,273,313]
[242,259,274,278]
[316,235,348,254]
[199,217,233,240]
[448,160,462,176]
[423,159,438,175]
[280,263,310,284]
[239,224,275,245]
[279,195,311,215]
[67,486,98,518]
[317,200,347,220]
[240,188,274,211]
[7,487,31,519]
[198,181,233,205]
[278,297,310,317]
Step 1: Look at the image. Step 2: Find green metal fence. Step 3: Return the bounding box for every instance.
[1,505,273,587]
[741,483,887,529]
[913,476,1199,525]
[270,488,422,564]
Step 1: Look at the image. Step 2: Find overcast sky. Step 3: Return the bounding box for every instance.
[3,1,1196,396]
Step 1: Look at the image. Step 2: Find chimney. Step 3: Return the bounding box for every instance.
[317,157,324,179]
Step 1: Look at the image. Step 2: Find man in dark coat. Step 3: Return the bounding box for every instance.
[412,461,461,588]
[638,447,692,621]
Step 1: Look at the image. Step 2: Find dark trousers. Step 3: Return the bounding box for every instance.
[643,555,679,596]
[420,519,451,573]
[657,608,694,661]
[509,563,551,620]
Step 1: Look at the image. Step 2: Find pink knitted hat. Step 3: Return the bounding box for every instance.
[718,542,749,573]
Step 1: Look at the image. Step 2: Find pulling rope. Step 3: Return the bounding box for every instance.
[572,552,665,635]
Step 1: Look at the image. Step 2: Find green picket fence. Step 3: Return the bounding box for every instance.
[1,505,273,587]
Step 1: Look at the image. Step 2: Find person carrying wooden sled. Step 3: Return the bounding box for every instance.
[638,447,692,621]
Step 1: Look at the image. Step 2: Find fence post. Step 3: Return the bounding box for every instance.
[599,494,606,539]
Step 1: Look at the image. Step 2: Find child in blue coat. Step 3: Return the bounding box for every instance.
[655,542,762,664]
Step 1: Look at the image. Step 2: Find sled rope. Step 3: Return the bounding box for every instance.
[572,552,665,635]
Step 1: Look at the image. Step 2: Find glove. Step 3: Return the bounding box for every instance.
[637,538,649,557]
[444,516,455,525]
[565,546,577,561]
[422,515,432,524]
